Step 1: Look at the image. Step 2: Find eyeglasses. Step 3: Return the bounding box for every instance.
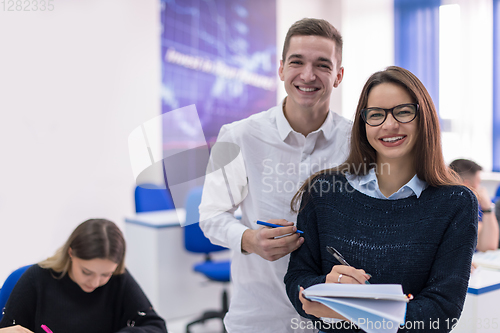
[361,103,419,127]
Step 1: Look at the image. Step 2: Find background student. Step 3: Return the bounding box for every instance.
[285,66,477,332]
[199,18,351,332]
[449,158,499,251]
[0,218,168,333]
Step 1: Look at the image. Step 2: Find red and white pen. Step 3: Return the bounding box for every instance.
[41,324,53,333]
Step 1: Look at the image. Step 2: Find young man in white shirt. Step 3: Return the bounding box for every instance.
[199,18,352,333]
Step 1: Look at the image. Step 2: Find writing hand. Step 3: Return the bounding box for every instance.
[326,265,371,284]
[241,219,304,261]
[0,325,34,333]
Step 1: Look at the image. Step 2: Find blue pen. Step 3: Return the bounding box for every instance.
[256,220,304,234]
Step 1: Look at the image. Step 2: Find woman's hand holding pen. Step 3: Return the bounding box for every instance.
[326,265,371,285]
[325,246,371,284]
[241,219,304,261]
[0,326,34,333]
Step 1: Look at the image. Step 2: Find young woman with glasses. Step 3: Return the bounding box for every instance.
[285,66,477,332]
[0,219,168,333]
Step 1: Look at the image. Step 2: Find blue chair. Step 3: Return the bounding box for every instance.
[493,185,500,248]
[184,187,230,333]
[134,184,175,213]
[0,264,32,321]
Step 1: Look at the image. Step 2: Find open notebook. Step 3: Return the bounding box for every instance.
[302,284,408,333]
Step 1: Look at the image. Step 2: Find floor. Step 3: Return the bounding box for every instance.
[167,314,225,333]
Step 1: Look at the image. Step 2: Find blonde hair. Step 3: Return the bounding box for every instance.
[39,219,126,278]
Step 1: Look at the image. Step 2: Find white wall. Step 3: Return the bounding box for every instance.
[439,0,494,170]
[0,0,395,286]
[341,0,394,121]
[1,0,496,290]
[0,0,161,282]
[0,0,365,290]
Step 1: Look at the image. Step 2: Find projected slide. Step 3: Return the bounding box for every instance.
[160,0,277,145]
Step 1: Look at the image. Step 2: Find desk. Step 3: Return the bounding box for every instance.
[452,251,500,333]
[125,209,185,229]
[124,209,230,321]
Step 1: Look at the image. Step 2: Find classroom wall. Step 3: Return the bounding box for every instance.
[439,0,493,169]
[341,0,394,121]
[0,0,362,284]
[0,0,161,282]
[1,0,494,287]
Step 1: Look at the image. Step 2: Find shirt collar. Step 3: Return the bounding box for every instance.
[275,98,335,141]
[276,99,293,141]
[405,174,427,198]
[357,168,427,198]
[357,168,378,187]
[317,110,334,140]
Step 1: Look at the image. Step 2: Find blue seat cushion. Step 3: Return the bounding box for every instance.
[193,260,230,282]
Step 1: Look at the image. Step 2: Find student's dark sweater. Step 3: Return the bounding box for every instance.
[0,265,167,333]
[285,172,478,333]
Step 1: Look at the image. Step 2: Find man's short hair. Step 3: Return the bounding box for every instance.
[282,18,343,67]
[449,159,483,178]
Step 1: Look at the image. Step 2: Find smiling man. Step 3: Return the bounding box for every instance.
[199,18,351,333]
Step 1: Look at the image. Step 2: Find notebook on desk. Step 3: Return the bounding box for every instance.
[468,266,500,295]
[473,249,500,270]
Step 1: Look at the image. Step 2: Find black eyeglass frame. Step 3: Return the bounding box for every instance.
[360,103,419,127]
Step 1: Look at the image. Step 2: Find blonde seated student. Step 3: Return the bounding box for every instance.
[0,218,168,333]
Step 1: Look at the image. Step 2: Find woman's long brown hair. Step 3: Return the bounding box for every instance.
[291,66,461,212]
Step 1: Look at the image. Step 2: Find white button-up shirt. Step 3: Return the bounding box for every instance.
[346,168,427,199]
[199,101,351,333]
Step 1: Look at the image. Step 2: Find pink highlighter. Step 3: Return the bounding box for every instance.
[41,324,53,333]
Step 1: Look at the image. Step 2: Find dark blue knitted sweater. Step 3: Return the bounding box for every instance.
[285,172,478,332]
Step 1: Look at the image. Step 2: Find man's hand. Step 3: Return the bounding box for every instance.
[476,186,500,251]
[476,187,493,210]
[241,219,304,261]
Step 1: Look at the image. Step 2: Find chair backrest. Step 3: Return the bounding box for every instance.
[493,184,500,203]
[134,184,175,213]
[0,264,32,321]
[184,186,227,254]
